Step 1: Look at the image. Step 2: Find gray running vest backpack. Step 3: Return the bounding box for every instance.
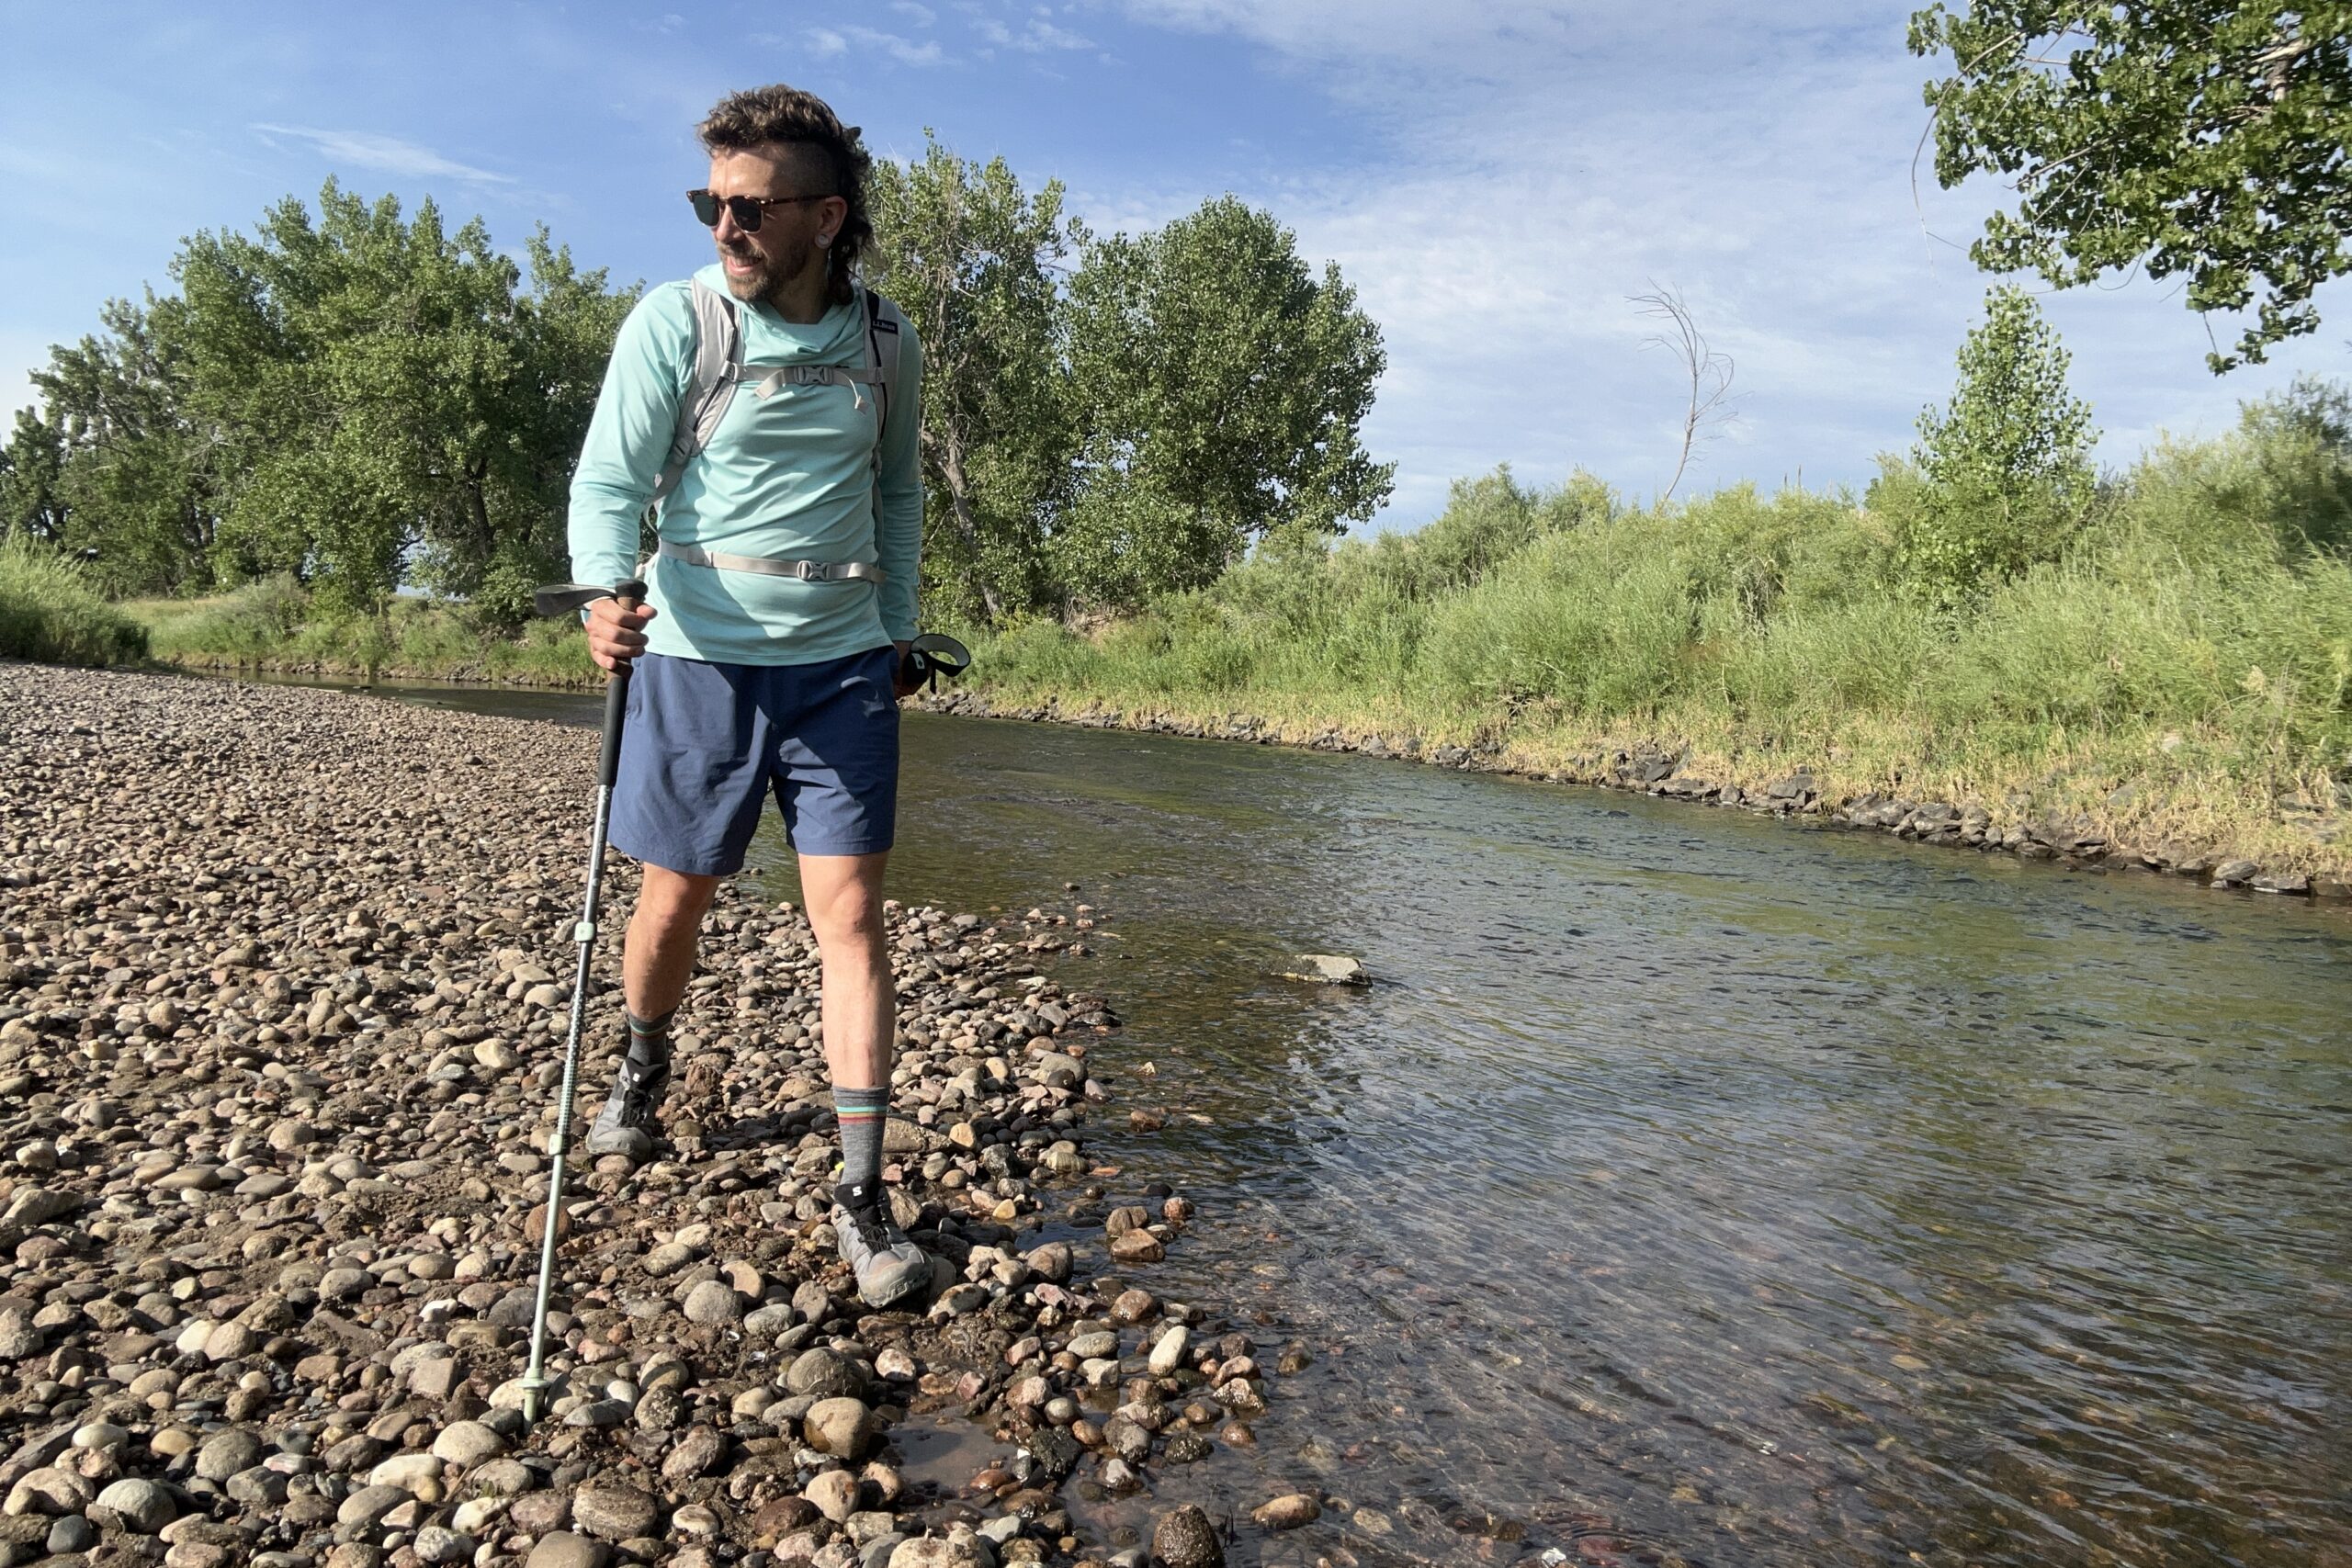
[646,279,907,520]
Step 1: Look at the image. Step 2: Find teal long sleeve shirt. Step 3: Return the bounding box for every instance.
[567,265,923,664]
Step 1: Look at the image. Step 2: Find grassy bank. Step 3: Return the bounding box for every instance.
[127,577,598,687]
[0,536,149,666]
[949,414,2352,879]
[117,404,2352,879]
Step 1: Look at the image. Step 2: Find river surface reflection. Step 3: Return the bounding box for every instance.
[253,677,2352,1567]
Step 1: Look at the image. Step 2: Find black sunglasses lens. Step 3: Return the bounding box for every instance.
[689,192,764,231]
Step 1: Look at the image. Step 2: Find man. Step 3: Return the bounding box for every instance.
[566,85,928,1307]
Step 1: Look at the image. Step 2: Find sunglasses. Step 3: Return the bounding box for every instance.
[687,188,831,233]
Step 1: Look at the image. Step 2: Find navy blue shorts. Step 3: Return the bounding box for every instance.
[608,648,899,874]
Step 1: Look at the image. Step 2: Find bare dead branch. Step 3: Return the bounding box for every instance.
[1630,283,1736,505]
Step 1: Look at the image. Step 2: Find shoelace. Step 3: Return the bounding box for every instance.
[843,1204,895,1251]
[613,1061,669,1122]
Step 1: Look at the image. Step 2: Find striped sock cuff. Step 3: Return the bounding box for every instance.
[831,1086,888,1122]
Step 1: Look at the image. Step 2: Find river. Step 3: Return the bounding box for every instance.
[243,677,2352,1568]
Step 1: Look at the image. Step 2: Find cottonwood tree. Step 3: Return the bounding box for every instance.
[867,136,1080,624]
[0,412,70,545]
[1059,197,1393,612]
[1911,1,2352,371]
[20,294,219,595]
[1908,283,2098,591]
[17,181,633,615]
[177,182,635,618]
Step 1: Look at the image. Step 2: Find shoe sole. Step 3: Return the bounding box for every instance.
[583,1133,654,1160]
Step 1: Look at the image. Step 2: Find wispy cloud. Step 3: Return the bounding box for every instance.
[975,13,1095,51]
[1102,0,2347,518]
[805,25,946,67]
[891,1,937,24]
[250,124,514,186]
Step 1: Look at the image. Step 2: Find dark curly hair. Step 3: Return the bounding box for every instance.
[697,85,873,306]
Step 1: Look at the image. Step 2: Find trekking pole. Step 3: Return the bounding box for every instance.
[515,577,647,1425]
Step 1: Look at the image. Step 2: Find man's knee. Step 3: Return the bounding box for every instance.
[635,865,719,941]
[804,874,886,950]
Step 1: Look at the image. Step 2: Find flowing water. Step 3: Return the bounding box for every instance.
[249,677,2352,1567]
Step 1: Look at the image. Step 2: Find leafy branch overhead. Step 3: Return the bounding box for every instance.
[1910,0,2352,372]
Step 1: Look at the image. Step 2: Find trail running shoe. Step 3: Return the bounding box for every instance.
[583,1029,672,1162]
[831,1183,929,1307]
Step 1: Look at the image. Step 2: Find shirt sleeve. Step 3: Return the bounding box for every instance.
[874,323,925,643]
[568,285,694,592]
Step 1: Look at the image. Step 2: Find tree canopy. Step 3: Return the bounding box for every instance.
[4,181,634,617]
[1911,1,2352,372]
[9,158,1393,626]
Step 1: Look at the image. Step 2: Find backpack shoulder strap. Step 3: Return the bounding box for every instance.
[863,288,905,453]
[650,277,743,508]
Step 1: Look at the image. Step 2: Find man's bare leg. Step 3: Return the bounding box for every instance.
[798,852,894,1091]
[624,863,722,1020]
[800,851,926,1304]
[586,863,718,1160]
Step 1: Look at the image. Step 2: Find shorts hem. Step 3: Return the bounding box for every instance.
[609,832,747,880]
[788,836,896,858]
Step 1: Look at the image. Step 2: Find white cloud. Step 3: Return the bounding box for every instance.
[973,12,1093,51]
[808,24,947,66]
[891,1,938,23]
[249,124,515,186]
[1107,0,2349,524]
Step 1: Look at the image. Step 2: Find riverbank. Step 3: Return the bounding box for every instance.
[0,661,1322,1568]
[908,682,2351,902]
[122,590,2352,901]
[117,410,2352,898]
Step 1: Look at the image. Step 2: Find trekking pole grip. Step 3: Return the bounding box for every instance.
[596,579,647,789]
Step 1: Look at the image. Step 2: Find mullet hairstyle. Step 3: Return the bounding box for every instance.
[697,85,875,307]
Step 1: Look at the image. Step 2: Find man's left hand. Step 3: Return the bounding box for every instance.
[891,639,921,699]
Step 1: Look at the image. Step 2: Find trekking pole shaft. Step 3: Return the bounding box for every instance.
[518,584,641,1416]
[518,778,613,1400]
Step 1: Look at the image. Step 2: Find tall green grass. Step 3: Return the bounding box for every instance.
[959,408,2352,866]
[131,578,594,686]
[0,537,150,666]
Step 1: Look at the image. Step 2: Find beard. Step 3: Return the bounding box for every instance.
[718,233,819,304]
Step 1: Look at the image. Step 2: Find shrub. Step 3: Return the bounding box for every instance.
[0,536,150,666]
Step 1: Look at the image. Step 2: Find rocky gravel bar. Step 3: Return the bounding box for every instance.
[0,663,1295,1568]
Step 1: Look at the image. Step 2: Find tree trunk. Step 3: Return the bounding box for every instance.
[937,423,1004,623]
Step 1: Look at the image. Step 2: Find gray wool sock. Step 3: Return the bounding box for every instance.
[832,1085,888,1197]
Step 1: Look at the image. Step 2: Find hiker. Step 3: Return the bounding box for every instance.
[564,84,928,1308]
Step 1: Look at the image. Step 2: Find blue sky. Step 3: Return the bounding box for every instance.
[5,1,2346,530]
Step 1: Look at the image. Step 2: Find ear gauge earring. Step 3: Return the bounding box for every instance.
[817,233,832,248]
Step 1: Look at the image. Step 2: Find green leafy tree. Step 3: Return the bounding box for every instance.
[25,294,220,595]
[867,136,1081,624]
[1911,1,2352,371]
[174,181,633,619]
[0,410,72,546]
[1059,197,1393,612]
[1904,284,2099,592]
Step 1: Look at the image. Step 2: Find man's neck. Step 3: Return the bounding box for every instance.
[765,264,834,324]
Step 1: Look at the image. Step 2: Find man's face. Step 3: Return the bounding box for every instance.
[705,145,845,304]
